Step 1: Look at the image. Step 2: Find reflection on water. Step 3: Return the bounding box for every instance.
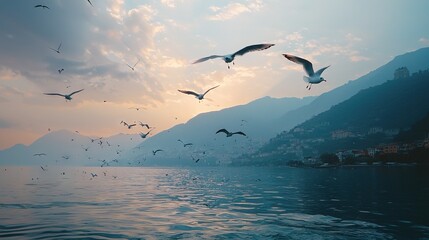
[0,166,428,239]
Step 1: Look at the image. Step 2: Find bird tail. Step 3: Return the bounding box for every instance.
[303,76,310,83]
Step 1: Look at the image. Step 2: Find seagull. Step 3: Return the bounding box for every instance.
[216,128,246,137]
[40,166,47,171]
[49,42,62,54]
[58,68,64,74]
[152,149,163,155]
[282,54,330,90]
[87,0,94,7]
[139,122,151,129]
[177,139,193,147]
[178,85,219,101]
[126,58,140,71]
[139,129,153,139]
[35,4,50,9]
[129,107,145,111]
[191,155,200,163]
[44,89,84,101]
[33,153,46,157]
[90,173,97,178]
[193,43,275,69]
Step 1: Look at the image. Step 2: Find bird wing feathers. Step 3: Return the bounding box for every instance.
[283,54,314,76]
[178,89,199,97]
[233,131,247,136]
[192,55,223,64]
[69,89,84,96]
[216,129,230,135]
[203,85,220,96]
[315,66,330,76]
[233,43,275,57]
[44,93,66,97]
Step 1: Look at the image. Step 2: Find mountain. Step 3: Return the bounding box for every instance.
[240,69,429,165]
[0,130,139,166]
[274,47,429,132]
[123,96,315,166]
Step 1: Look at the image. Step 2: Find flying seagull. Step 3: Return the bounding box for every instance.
[216,128,246,137]
[178,85,219,101]
[282,54,330,90]
[35,5,50,9]
[33,153,46,157]
[139,122,151,129]
[129,107,145,111]
[139,129,153,139]
[177,139,193,147]
[49,42,62,54]
[193,43,275,69]
[152,149,163,155]
[58,68,64,74]
[40,166,47,171]
[126,58,140,71]
[43,89,84,101]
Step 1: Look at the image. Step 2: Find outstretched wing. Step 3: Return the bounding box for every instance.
[192,55,223,64]
[216,128,229,135]
[314,65,330,76]
[282,54,314,76]
[87,0,94,7]
[178,89,199,97]
[233,43,275,57]
[133,59,140,68]
[57,42,62,51]
[44,93,65,97]
[203,85,220,96]
[232,131,247,136]
[35,5,42,8]
[69,89,84,96]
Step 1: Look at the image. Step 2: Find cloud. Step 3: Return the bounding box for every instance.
[208,0,263,21]
[285,32,304,42]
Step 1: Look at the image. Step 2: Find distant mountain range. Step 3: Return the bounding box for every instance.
[2,47,429,167]
[0,130,139,166]
[240,68,429,165]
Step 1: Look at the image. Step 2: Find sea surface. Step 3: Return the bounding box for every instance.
[0,166,428,239]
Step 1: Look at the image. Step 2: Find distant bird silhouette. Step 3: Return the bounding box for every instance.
[87,0,93,7]
[178,85,219,101]
[139,129,153,139]
[82,146,89,151]
[62,155,70,160]
[90,173,97,177]
[193,43,275,69]
[216,128,246,137]
[129,107,145,111]
[35,4,50,9]
[33,153,46,157]
[58,68,64,74]
[139,122,151,129]
[152,149,163,155]
[192,155,200,163]
[126,58,140,71]
[177,139,193,147]
[40,166,47,171]
[43,89,84,101]
[283,54,330,90]
[49,42,62,54]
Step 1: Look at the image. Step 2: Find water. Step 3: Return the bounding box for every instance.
[0,166,428,239]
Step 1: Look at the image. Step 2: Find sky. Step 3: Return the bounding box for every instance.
[0,0,429,150]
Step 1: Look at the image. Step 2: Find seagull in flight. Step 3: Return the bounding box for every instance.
[283,54,330,90]
[177,139,193,147]
[178,85,219,101]
[139,122,151,129]
[49,42,62,54]
[40,166,47,171]
[33,153,46,157]
[126,58,140,71]
[139,129,153,139]
[193,43,275,69]
[129,107,145,111]
[216,128,246,137]
[43,89,84,101]
[58,68,64,74]
[152,149,163,155]
[35,5,50,9]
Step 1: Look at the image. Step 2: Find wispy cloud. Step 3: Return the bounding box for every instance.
[419,37,429,46]
[208,0,263,21]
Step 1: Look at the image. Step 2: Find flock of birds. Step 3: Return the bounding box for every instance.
[32,1,331,171]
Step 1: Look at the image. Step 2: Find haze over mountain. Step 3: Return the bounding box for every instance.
[0,130,139,166]
[123,96,315,166]
[240,68,429,165]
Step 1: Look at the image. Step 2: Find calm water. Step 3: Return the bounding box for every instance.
[0,166,428,239]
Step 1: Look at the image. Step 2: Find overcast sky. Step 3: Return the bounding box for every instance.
[0,0,428,149]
